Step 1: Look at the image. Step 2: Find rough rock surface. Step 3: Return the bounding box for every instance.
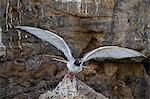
[0,28,6,56]
[39,76,108,99]
[0,0,150,99]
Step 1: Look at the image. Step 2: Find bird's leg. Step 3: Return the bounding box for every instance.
[66,71,76,80]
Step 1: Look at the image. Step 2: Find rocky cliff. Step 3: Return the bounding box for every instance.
[0,0,150,99]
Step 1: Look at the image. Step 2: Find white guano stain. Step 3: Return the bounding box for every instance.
[55,0,82,3]
[0,28,6,56]
[56,0,82,13]
[55,0,96,15]
[84,0,88,15]
[0,28,2,42]
[95,0,101,16]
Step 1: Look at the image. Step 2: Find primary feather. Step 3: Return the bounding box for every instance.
[16,26,75,62]
[81,46,146,65]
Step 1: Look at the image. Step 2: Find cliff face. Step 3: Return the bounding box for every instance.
[0,0,150,99]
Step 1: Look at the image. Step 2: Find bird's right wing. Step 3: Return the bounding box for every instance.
[16,26,75,62]
[81,46,146,65]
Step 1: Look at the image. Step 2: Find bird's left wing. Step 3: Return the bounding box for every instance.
[81,46,146,65]
[16,26,75,62]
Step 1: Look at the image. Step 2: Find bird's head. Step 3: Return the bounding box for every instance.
[74,58,82,66]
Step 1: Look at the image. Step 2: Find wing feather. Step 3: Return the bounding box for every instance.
[16,26,75,61]
[81,46,146,65]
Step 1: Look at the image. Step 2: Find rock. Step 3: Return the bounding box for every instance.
[86,75,111,97]
[103,0,146,51]
[0,28,6,57]
[142,58,150,76]
[39,76,108,99]
[103,63,118,77]
[80,18,112,33]
[0,59,64,99]
[135,75,150,98]
[50,0,114,17]
[112,80,134,99]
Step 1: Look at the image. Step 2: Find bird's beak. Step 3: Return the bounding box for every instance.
[52,58,68,63]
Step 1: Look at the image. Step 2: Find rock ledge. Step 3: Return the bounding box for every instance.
[39,76,108,99]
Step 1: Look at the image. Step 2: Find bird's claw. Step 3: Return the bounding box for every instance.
[66,72,76,80]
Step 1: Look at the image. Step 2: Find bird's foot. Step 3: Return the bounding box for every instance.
[66,72,76,80]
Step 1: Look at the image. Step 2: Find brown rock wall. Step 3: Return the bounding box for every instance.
[0,0,149,99]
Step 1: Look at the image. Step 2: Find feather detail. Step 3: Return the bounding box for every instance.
[16,26,75,62]
[81,46,146,65]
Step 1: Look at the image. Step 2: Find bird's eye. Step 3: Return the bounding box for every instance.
[74,60,81,66]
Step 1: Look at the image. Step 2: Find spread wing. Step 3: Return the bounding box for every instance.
[16,26,75,62]
[81,46,146,65]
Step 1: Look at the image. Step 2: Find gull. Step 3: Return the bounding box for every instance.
[16,26,146,79]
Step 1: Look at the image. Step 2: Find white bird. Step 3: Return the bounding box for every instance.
[16,26,146,79]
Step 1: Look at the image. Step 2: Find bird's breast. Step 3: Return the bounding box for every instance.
[67,62,82,73]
